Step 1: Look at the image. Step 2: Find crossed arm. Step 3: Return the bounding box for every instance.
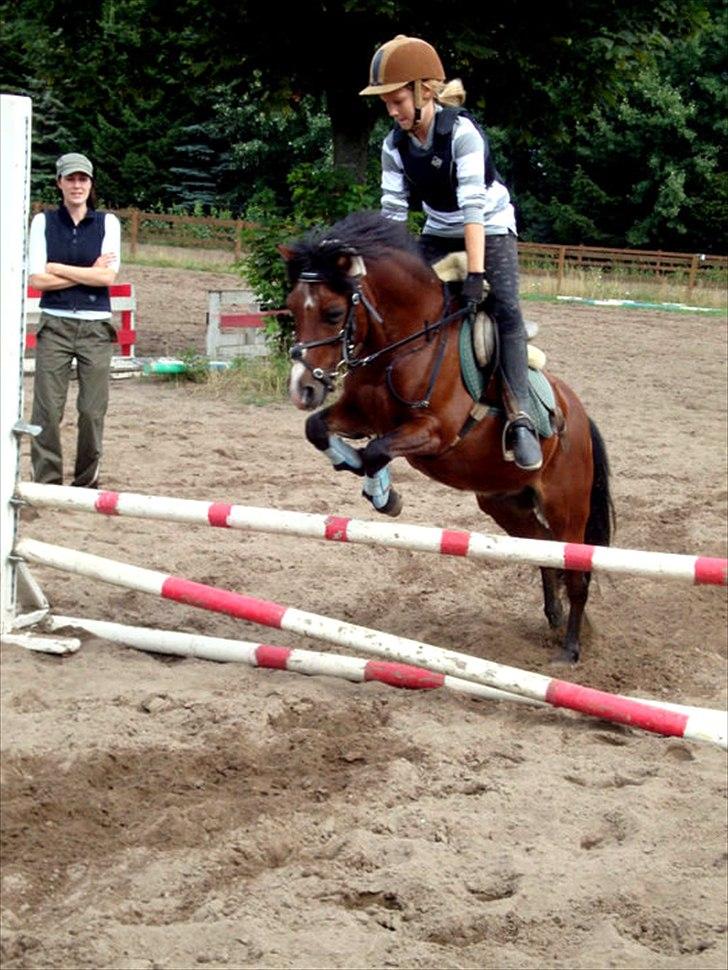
[28,211,120,291]
[29,253,118,291]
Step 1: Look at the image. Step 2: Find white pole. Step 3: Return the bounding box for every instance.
[15,482,727,587]
[15,537,728,748]
[0,95,32,635]
[45,614,537,705]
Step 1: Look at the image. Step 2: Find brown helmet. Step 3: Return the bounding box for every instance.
[359,35,445,96]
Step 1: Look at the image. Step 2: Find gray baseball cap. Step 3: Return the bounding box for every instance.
[56,153,93,178]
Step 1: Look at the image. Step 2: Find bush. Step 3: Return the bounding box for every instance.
[236,163,380,353]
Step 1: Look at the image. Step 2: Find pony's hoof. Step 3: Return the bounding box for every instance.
[550,647,579,666]
[380,490,403,517]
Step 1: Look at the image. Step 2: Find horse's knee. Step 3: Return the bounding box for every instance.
[305,411,329,451]
[362,438,390,476]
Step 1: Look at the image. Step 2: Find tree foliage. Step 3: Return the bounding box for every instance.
[0,0,724,250]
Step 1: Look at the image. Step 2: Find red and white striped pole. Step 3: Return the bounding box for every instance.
[16,537,727,748]
[45,613,720,723]
[45,614,536,704]
[16,483,728,586]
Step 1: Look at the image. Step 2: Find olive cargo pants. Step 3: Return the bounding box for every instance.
[30,313,115,487]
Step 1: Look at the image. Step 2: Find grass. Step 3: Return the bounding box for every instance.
[520,267,726,310]
[152,353,292,406]
[212,356,291,405]
[123,242,238,273]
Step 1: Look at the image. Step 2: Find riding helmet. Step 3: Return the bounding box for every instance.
[359,35,445,96]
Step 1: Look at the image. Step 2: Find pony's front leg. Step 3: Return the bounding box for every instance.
[304,408,406,517]
[359,416,444,517]
[305,408,366,476]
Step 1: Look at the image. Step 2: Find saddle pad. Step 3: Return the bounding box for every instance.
[459,318,555,438]
[433,251,467,282]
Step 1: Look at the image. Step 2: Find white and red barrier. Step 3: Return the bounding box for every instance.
[25,284,136,357]
[16,536,728,748]
[44,615,535,704]
[44,614,721,723]
[206,289,289,360]
[17,483,728,587]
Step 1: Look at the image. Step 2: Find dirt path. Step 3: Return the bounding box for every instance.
[1,265,726,970]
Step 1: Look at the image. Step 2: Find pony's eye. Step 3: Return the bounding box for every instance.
[324,307,345,325]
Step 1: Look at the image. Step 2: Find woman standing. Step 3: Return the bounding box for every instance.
[360,35,542,471]
[27,152,121,487]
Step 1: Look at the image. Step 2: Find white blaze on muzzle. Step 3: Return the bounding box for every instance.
[289,360,308,404]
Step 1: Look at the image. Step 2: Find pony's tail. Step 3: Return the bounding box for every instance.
[585,418,615,547]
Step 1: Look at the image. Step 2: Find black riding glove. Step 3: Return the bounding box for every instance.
[462,271,486,309]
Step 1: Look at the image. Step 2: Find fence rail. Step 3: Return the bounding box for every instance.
[115,208,254,261]
[517,241,726,292]
[30,204,727,295]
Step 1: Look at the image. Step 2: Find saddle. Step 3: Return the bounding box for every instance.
[432,251,545,369]
[432,251,556,440]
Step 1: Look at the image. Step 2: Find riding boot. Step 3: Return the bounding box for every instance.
[499,332,543,471]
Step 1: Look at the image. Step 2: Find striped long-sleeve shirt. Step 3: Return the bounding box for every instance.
[381,108,517,237]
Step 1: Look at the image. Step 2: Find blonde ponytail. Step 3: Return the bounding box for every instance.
[424,78,466,107]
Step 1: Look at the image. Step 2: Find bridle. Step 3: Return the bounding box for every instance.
[289,270,384,390]
[289,268,468,402]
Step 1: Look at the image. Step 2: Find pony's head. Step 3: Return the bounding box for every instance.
[279,211,429,410]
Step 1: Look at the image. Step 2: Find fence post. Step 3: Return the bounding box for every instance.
[686,253,700,300]
[234,219,242,261]
[129,209,140,257]
[557,247,566,293]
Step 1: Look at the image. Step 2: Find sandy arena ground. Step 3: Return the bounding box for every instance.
[1,264,727,970]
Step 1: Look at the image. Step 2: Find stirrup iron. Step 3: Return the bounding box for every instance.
[502,412,539,465]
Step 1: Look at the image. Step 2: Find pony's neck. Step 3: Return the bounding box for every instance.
[364,253,442,343]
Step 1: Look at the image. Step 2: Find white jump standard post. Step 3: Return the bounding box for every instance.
[0,94,77,654]
[0,94,32,635]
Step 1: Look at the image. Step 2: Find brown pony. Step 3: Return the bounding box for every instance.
[278,211,613,662]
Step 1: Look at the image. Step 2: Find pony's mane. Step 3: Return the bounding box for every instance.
[284,210,426,291]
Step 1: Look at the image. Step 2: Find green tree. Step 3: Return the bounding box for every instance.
[514,0,726,249]
[2,0,722,250]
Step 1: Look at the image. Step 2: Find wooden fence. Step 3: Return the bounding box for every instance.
[517,241,726,293]
[116,208,253,261]
[31,204,727,295]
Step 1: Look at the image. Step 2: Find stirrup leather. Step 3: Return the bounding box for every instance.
[501,412,538,464]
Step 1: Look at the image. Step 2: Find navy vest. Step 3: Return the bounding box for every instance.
[40,206,111,314]
[392,107,500,212]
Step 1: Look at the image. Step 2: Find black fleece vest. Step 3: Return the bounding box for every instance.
[40,206,111,314]
[392,107,499,212]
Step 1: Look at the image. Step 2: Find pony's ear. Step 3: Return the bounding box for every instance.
[277,244,295,261]
[336,253,367,277]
